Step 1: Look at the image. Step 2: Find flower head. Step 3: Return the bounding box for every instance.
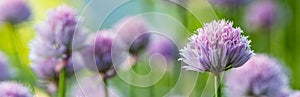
[245,0,280,30]
[114,16,150,55]
[31,5,87,59]
[147,35,176,63]
[30,5,87,71]
[84,30,115,73]
[0,81,33,97]
[225,54,289,97]
[30,5,87,93]
[0,0,31,24]
[179,19,253,75]
[0,52,12,80]
[31,56,81,80]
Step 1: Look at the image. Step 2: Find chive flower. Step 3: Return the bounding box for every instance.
[114,17,150,55]
[0,0,31,24]
[245,0,280,30]
[225,54,290,97]
[83,30,116,78]
[29,5,87,94]
[179,19,253,75]
[147,35,177,64]
[0,81,33,97]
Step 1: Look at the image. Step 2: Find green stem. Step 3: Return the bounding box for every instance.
[150,72,154,97]
[266,28,271,53]
[129,64,136,97]
[58,68,66,97]
[215,74,221,97]
[104,78,109,97]
[129,84,134,97]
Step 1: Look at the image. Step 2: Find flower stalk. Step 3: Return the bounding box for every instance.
[215,73,221,97]
[100,72,109,97]
[58,68,66,97]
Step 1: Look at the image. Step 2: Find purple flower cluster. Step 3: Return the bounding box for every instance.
[114,17,150,55]
[0,81,33,97]
[225,54,289,97]
[83,30,115,73]
[0,0,31,24]
[29,5,87,93]
[245,0,280,30]
[30,5,86,59]
[30,57,80,80]
[0,52,12,80]
[147,35,176,63]
[179,19,253,75]
[82,17,152,79]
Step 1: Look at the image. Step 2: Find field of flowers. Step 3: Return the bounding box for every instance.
[0,0,300,97]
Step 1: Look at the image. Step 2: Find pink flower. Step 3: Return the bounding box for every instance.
[0,81,33,97]
[0,0,31,24]
[179,19,253,75]
[225,54,289,97]
[114,16,150,55]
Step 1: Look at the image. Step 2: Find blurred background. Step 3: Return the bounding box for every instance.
[0,0,299,96]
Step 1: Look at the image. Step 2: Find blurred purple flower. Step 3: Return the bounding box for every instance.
[30,55,83,95]
[30,5,87,71]
[225,54,289,97]
[30,5,87,60]
[147,35,176,63]
[70,76,120,97]
[114,16,150,55]
[179,19,253,75]
[0,52,12,80]
[83,30,115,74]
[245,0,280,30]
[31,56,81,80]
[0,81,33,97]
[290,92,300,97]
[0,0,31,24]
[29,5,87,94]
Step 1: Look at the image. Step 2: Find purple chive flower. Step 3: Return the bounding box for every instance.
[30,56,82,94]
[0,81,33,97]
[30,5,87,72]
[83,30,115,74]
[31,5,87,59]
[114,16,150,55]
[0,52,12,80]
[245,0,280,30]
[70,76,120,97]
[0,0,31,24]
[147,35,176,63]
[30,5,86,94]
[31,57,81,80]
[225,54,289,97]
[179,19,253,75]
